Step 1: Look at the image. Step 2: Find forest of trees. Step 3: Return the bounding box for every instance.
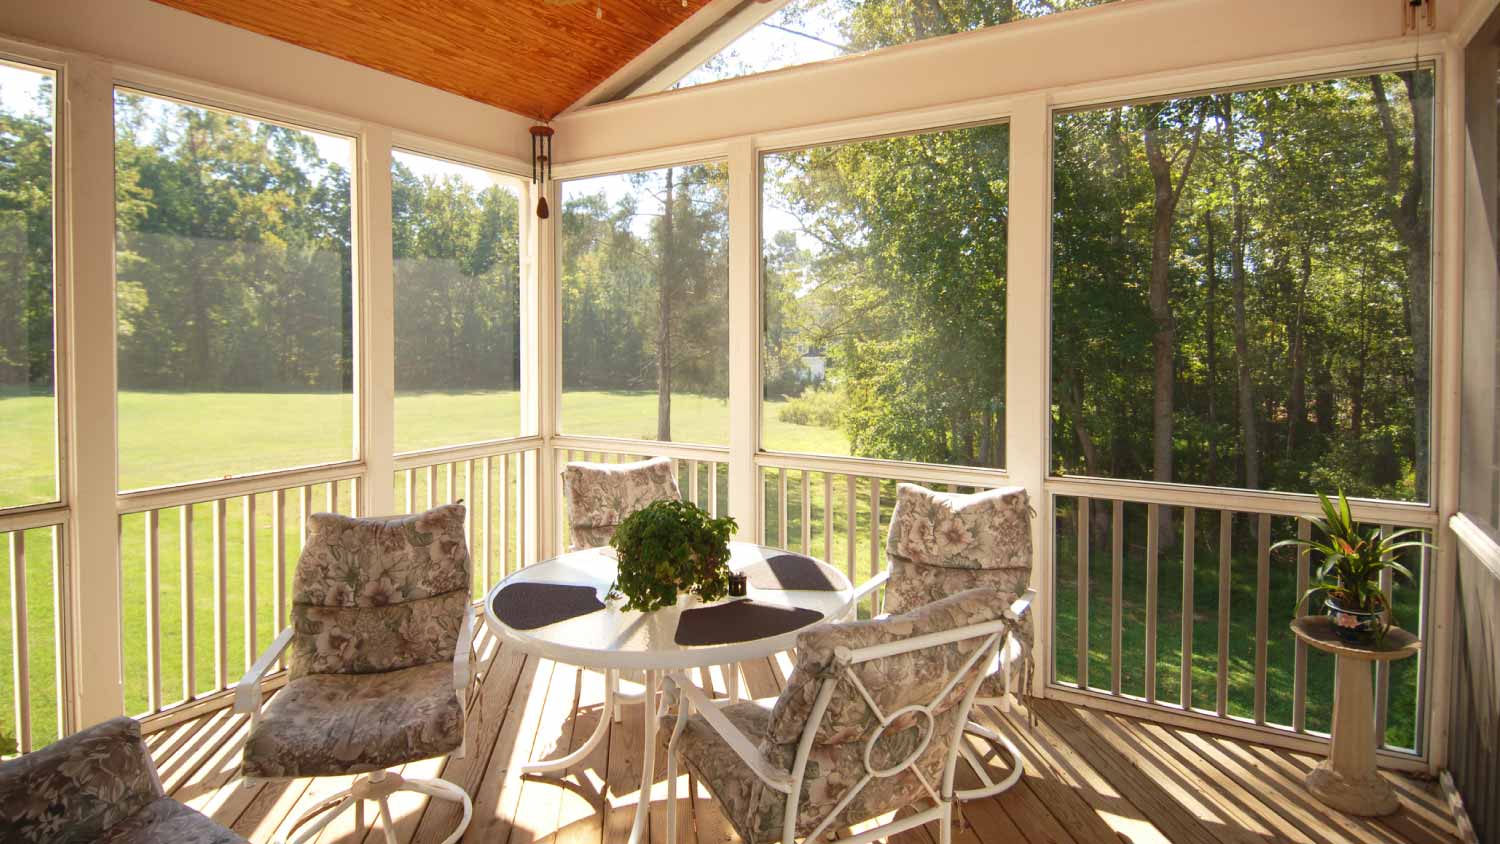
[0,1,1433,506]
[750,0,1431,502]
[559,164,729,441]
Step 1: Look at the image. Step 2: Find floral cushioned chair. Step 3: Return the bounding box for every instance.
[662,588,1024,844]
[560,456,681,551]
[0,716,248,843]
[235,503,476,844]
[849,482,1036,800]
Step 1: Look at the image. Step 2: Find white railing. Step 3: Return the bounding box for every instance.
[117,471,364,719]
[551,436,730,554]
[755,453,1006,617]
[0,507,71,754]
[394,438,542,597]
[1046,476,1436,757]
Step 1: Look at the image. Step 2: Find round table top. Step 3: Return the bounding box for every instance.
[483,541,855,671]
[1290,616,1422,661]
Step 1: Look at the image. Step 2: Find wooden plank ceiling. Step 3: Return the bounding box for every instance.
[150,0,713,119]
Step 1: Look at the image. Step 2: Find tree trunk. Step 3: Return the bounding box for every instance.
[1286,246,1311,458]
[1142,105,1205,543]
[656,168,675,442]
[1223,97,1260,491]
[1203,209,1219,481]
[1058,370,1102,476]
[1371,72,1432,499]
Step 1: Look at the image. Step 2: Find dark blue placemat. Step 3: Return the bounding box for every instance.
[674,600,824,646]
[743,553,841,591]
[493,582,604,630]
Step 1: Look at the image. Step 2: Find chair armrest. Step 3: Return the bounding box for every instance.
[667,671,794,794]
[235,626,293,724]
[1010,587,1036,618]
[455,601,475,699]
[846,568,890,617]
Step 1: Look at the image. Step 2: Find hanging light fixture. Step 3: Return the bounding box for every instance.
[530,124,554,219]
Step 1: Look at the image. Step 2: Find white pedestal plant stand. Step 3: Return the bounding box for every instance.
[1290,616,1421,817]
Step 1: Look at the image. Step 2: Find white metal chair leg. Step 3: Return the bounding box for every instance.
[522,669,616,774]
[277,772,472,844]
[955,719,1024,800]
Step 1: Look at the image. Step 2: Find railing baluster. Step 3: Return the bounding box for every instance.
[1217,510,1232,718]
[845,474,856,584]
[49,527,67,739]
[426,464,437,510]
[243,495,257,673]
[710,461,719,518]
[502,453,512,576]
[801,471,811,555]
[517,454,528,566]
[482,458,493,594]
[145,510,162,713]
[1181,506,1195,709]
[1255,512,1270,725]
[466,460,477,576]
[326,480,338,514]
[823,472,833,564]
[869,479,881,609]
[274,489,287,671]
[1111,499,1123,696]
[446,462,457,507]
[689,460,700,507]
[405,468,415,513]
[213,498,228,691]
[1145,502,1159,704]
[777,468,788,548]
[1293,517,1310,732]
[1077,496,1090,689]
[300,486,312,549]
[1374,523,1394,745]
[10,530,32,752]
[180,505,196,700]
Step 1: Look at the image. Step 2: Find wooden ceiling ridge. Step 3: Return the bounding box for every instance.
[151,0,719,119]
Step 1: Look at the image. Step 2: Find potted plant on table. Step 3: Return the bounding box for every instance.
[610,499,738,613]
[1275,490,1432,644]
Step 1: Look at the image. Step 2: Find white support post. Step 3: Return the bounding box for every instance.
[64,55,125,727]
[361,126,397,517]
[1005,93,1053,699]
[1425,44,1468,772]
[524,178,556,561]
[727,138,760,540]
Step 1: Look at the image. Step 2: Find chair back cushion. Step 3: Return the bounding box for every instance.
[766,587,1009,746]
[0,717,163,843]
[883,483,1031,615]
[289,504,470,678]
[560,457,681,550]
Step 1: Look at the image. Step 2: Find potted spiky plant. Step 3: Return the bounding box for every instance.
[1274,490,1432,644]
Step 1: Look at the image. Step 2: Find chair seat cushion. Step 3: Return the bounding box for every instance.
[673,697,965,844]
[100,797,247,844]
[241,662,463,779]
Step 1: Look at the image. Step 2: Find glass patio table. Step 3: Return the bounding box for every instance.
[483,540,854,844]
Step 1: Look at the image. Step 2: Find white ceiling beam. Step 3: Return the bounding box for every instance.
[567,0,792,112]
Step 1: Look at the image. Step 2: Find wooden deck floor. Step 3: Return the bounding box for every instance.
[145,628,1464,844]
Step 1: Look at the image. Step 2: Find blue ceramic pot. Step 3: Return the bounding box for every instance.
[1325,598,1383,644]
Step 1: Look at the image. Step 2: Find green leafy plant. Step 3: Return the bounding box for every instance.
[610,500,738,613]
[1273,490,1432,632]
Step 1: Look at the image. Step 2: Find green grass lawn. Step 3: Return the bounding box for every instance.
[0,389,1421,754]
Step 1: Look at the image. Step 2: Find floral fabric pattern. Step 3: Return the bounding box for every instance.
[671,588,1011,844]
[0,716,246,844]
[560,457,680,550]
[289,589,466,679]
[100,797,248,844]
[241,661,464,779]
[885,483,1031,574]
[293,504,470,609]
[768,588,1016,745]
